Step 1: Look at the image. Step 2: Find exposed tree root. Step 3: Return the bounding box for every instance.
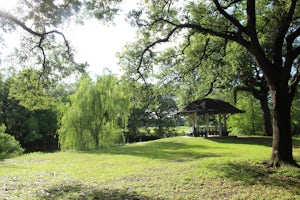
[267,160,300,168]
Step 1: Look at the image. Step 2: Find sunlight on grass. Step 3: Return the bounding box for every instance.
[0,137,299,199]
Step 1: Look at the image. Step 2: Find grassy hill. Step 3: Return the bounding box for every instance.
[0,136,299,199]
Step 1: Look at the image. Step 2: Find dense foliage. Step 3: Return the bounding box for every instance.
[124,81,180,142]
[227,93,264,135]
[0,74,58,152]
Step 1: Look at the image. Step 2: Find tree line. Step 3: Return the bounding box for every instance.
[0,71,181,155]
[0,69,299,157]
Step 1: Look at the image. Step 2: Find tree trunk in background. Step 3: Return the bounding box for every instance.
[260,92,272,136]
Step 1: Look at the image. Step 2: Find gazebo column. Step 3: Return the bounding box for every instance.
[205,113,209,136]
[222,114,228,136]
[223,114,227,128]
[218,113,222,136]
[193,112,198,134]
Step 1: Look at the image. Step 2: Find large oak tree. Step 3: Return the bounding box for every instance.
[125,0,300,167]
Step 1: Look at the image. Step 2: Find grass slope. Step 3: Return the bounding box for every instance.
[0,136,299,200]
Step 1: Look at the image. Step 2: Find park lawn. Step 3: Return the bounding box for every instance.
[0,136,299,200]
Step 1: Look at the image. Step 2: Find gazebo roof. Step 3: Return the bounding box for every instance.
[177,98,245,115]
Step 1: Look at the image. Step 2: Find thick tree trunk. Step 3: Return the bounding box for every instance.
[269,86,299,167]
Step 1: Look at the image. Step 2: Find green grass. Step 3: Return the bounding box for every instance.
[0,136,300,199]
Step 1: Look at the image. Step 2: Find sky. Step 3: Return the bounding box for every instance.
[65,1,138,77]
[0,0,138,78]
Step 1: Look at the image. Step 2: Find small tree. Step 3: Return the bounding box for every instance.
[58,74,131,150]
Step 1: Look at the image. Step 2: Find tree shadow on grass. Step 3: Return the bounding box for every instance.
[37,183,160,200]
[208,136,300,148]
[207,136,273,147]
[215,161,300,195]
[100,140,224,162]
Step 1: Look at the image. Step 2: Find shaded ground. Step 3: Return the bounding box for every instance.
[37,183,157,200]
[207,136,273,147]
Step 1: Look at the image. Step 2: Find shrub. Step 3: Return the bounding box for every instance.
[0,124,23,159]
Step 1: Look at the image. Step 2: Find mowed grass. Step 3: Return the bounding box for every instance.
[0,136,300,200]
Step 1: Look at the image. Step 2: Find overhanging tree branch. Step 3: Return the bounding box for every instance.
[181,31,197,54]
[246,0,274,79]
[152,18,251,46]
[286,26,300,61]
[138,17,251,81]
[290,61,300,101]
[137,23,179,82]
[212,0,247,35]
[274,0,297,69]
[0,10,70,71]
[0,10,43,37]
[202,78,217,98]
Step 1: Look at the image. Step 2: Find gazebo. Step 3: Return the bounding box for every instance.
[177,98,245,137]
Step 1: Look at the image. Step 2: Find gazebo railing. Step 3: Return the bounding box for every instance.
[190,126,228,137]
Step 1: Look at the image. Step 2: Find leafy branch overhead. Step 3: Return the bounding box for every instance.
[133,0,300,89]
[0,0,122,79]
[0,10,70,72]
[0,0,123,110]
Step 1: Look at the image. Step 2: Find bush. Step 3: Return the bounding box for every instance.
[0,124,23,159]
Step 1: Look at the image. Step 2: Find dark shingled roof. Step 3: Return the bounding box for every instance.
[177,98,245,115]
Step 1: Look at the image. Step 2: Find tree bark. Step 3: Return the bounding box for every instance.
[269,83,299,167]
[253,54,298,167]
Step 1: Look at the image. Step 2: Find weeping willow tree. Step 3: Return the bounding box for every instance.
[58,74,131,150]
